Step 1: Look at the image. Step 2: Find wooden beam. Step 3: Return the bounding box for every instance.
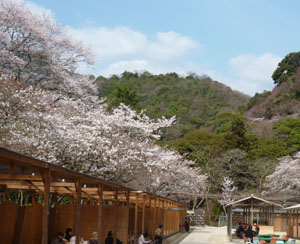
[42,170,50,244]
[98,184,103,244]
[75,179,82,244]
[0,174,42,180]
[25,180,43,194]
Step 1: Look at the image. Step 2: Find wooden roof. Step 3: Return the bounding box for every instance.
[285,203,300,210]
[0,147,185,207]
[226,195,283,208]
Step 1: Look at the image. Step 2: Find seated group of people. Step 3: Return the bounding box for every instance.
[236,222,260,241]
[138,225,164,244]
[51,228,123,244]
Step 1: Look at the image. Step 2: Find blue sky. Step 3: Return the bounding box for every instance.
[28,0,300,95]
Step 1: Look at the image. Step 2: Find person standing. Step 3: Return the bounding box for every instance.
[155,225,163,244]
[184,215,190,232]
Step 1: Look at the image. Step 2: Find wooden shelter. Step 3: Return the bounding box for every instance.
[285,204,300,238]
[226,195,283,240]
[0,147,187,244]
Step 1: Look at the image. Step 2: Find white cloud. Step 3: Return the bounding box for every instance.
[225,53,281,95]
[66,25,201,76]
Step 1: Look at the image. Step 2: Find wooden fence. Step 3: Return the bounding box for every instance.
[0,147,186,244]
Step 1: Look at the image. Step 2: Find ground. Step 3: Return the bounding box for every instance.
[164,226,299,244]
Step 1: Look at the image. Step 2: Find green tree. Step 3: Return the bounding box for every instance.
[223,117,249,151]
[272,52,300,85]
[107,85,140,110]
[273,117,300,152]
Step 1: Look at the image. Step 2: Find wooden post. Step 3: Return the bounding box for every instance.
[75,179,82,244]
[162,200,165,236]
[125,191,130,244]
[113,188,118,244]
[153,197,157,235]
[228,205,233,241]
[142,195,145,234]
[250,198,253,225]
[42,170,50,244]
[297,209,299,238]
[134,193,138,244]
[148,196,152,236]
[3,185,7,203]
[98,184,103,244]
[53,193,57,207]
[286,210,289,236]
[272,205,275,227]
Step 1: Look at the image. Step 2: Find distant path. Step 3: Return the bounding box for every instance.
[170,226,233,244]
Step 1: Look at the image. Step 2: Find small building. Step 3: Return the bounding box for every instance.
[285,204,300,238]
[226,195,283,240]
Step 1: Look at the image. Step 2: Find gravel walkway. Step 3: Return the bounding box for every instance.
[164,226,240,244]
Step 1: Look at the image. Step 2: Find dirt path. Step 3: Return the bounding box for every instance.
[164,226,241,244]
[176,226,231,244]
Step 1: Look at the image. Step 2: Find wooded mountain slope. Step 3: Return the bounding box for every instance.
[96,72,249,140]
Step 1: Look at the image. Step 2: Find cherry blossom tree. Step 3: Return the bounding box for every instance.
[265,152,300,198]
[0,0,94,87]
[0,74,206,196]
[218,177,237,215]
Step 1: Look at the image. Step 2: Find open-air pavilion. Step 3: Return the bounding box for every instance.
[0,147,186,244]
[285,204,300,238]
[226,195,283,240]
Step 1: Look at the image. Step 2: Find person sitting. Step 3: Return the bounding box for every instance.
[65,228,73,242]
[105,231,123,244]
[236,222,244,238]
[245,224,253,242]
[137,232,151,244]
[51,232,65,244]
[253,222,260,236]
[88,231,99,244]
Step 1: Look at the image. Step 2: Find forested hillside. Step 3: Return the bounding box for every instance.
[96,72,249,140]
[96,55,300,199]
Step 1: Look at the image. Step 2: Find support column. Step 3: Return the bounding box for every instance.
[134,193,138,244]
[75,179,82,244]
[142,195,145,234]
[250,198,253,225]
[98,184,103,244]
[148,197,152,236]
[153,197,157,235]
[3,185,7,203]
[297,209,299,238]
[228,205,232,241]
[113,189,118,244]
[42,170,50,244]
[162,200,165,236]
[125,191,130,244]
